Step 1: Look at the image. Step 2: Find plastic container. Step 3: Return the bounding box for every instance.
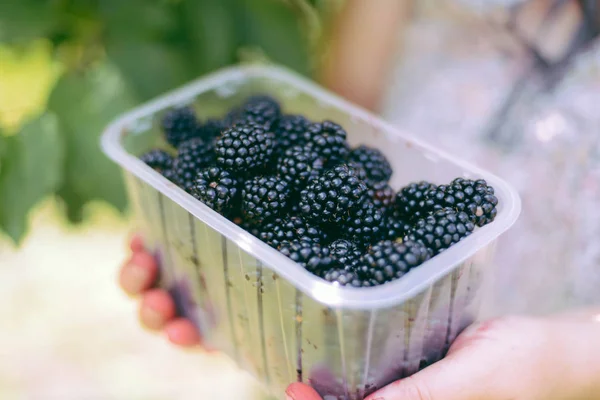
[101,65,521,399]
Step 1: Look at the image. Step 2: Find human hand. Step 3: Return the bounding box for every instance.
[118,234,201,347]
[286,311,600,400]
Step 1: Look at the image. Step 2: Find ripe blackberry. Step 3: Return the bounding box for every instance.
[140,149,173,172]
[328,239,363,270]
[304,121,349,166]
[319,267,364,287]
[349,145,393,183]
[260,216,325,249]
[162,106,200,147]
[343,202,385,246]
[405,208,475,256]
[242,176,290,224]
[277,145,324,190]
[190,167,239,216]
[199,118,225,143]
[395,181,438,222]
[236,217,262,238]
[289,202,301,216]
[359,240,430,285]
[367,181,396,211]
[274,114,311,152]
[425,178,498,227]
[161,168,177,183]
[173,138,215,192]
[215,123,275,174]
[299,164,368,225]
[382,211,412,241]
[223,107,242,128]
[246,94,281,113]
[237,95,281,130]
[278,239,333,273]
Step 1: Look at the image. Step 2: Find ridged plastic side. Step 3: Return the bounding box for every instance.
[125,172,494,399]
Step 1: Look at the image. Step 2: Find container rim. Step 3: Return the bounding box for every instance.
[101,64,521,310]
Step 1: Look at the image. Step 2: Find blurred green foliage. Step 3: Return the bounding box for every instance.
[0,0,340,244]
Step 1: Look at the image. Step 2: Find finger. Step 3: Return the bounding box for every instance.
[119,251,158,296]
[138,289,176,331]
[130,234,145,253]
[365,345,513,400]
[165,318,202,347]
[285,383,322,400]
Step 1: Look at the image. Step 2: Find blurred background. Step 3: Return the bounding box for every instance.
[1,0,599,399]
[0,1,333,399]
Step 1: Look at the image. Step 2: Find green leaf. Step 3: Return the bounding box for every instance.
[239,0,311,75]
[0,114,64,243]
[0,0,57,43]
[179,0,239,73]
[98,0,178,41]
[100,0,196,101]
[48,63,138,222]
[105,38,195,101]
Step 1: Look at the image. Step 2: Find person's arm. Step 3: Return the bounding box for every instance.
[287,311,600,400]
[319,0,412,112]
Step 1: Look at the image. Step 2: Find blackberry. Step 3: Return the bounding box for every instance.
[162,106,200,147]
[319,267,364,287]
[277,145,324,190]
[367,181,396,211]
[359,240,430,285]
[278,239,333,273]
[382,211,412,241]
[289,202,301,216]
[236,217,262,238]
[245,94,281,113]
[199,118,225,143]
[223,107,242,128]
[162,168,178,183]
[215,123,275,174]
[425,178,498,227]
[299,164,368,225]
[236,95,281,130]
[191,167,239,216]
[173,138,215,192]
[349,145,393,183]
[395,181,438,222]
[260,216,325,249]
[274,114,311,152]
[343,202,385,246]
[405,208,475,256]
[140,149,173,172]
[328,239,363,270]
[242,176,290,224]
[304,121,349,166]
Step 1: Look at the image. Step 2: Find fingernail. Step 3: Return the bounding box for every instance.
[285,395,293,400]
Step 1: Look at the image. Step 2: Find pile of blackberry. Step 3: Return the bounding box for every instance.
[139,95,499,288]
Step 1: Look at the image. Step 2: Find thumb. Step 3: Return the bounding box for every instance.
[364,339,510,400]
[285,382,323,400]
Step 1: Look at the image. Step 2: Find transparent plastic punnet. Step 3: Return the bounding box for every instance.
[101,65,521,399]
